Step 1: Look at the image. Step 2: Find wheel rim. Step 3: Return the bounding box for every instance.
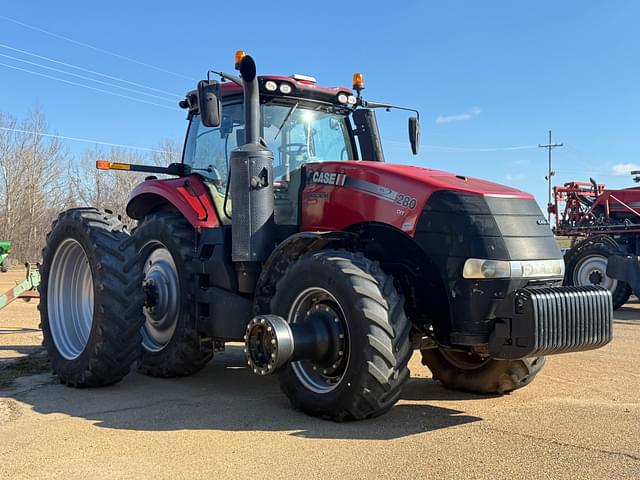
[47,239,94,360]
[287,287,349,394]
[573,254,617,292]
[141,245,180,352]
[440,349,490,370]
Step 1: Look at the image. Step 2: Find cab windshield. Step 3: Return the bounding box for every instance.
[183,101,355,185]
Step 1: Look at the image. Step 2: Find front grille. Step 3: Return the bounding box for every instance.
[490,285,613,359]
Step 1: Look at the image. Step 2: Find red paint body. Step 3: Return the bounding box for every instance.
[128,163,532,237]
[127,176,219,229]
[301,162,531,237]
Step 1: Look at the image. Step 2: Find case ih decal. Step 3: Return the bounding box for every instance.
[307,170,417,209]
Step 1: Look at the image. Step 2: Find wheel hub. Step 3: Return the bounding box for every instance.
[574,254,617,292]
[141,247,179,352]
[588,269,604,285]
[289,288,349,394]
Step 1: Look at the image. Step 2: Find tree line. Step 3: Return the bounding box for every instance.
[0,107,179,262]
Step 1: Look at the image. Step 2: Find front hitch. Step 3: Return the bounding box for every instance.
[244,312,344,376]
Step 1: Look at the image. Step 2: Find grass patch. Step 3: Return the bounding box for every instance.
[0,352,50,389]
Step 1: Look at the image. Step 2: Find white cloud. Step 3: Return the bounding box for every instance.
[505,173,526,182]
[436,106,482,124]
[611,163,640,175]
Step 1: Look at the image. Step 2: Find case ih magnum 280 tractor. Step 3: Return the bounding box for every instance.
[40,52,612,421]
[552,177,640,310]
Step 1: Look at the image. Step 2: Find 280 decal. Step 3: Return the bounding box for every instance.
[394,193,417,209]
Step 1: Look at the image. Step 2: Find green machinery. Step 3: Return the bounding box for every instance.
[0,263,40,311]
[0,240,11,273]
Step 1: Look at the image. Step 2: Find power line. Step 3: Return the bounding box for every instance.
[0,43,182,99]
[0,14,193,80]
[0,61,176,111]
[426,144,538,153]
[0,52,176,103]
[539,130,563,222]
[0,126,180,156]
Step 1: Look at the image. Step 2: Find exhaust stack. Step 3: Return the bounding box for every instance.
[230,55,275,266]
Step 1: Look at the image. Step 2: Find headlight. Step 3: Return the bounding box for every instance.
[264,80,278,92]
[337,93,348,104]
[279,83,293,94]
[462,258,565,279]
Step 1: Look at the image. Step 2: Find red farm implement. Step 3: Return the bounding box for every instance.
[552,177,640,308]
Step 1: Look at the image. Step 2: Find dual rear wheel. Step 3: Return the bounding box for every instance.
[41,210,210,386]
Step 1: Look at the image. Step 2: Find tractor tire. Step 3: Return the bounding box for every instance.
[0,258,8,273]
[40,208,144,387]
[421,349,545,394]
[271,249,412,421]
[564,240,632,310]
[133,213,213,377]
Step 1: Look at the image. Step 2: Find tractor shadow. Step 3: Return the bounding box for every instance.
[5,347,481,440]
[615,297,640,323]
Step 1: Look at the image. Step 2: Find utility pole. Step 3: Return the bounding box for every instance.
[539,130,563,222]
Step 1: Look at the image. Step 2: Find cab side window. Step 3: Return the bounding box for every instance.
[183,103,243,223]
[183,103,244,186]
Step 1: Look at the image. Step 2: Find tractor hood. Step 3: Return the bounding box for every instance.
[301,161,541,236]
[350,162,533,199]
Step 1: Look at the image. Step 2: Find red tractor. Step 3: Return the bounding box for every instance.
[552,176,640,309]
[39,52,612,421]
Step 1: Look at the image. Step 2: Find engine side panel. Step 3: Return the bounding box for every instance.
[126,175,220,229]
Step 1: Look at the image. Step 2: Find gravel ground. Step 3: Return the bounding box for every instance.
[0,270,638,479]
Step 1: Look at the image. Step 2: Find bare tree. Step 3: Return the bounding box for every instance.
[0,107,67,261]
[0,105,182,262]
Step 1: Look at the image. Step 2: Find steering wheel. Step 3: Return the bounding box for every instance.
[279,143,309,157]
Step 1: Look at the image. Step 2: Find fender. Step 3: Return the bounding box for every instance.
[126,175,219,229]
[253,231,355,315]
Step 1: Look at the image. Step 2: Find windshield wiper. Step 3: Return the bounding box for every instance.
[274,103,298,140]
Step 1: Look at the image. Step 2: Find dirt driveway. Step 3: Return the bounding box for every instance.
[0,270,638,479]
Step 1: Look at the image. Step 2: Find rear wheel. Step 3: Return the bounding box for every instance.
[564,241,632,310]
[133,213,213,377]
[271,250,412,421]
[0,258,8,273]
[421,348,545,394]
[40,208,144,387]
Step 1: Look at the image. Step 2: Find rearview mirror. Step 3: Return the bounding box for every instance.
[197,80,222,128]
[409,116,420,155]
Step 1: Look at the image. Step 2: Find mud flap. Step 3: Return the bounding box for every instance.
[607,254,640,293]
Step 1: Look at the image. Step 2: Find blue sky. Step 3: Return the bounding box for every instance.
[0,1,638,209]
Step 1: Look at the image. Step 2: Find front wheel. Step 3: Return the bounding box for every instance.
[40,208,144,387]
[0,257,8,273]
[421,348,545,394]
[271,250,412,421]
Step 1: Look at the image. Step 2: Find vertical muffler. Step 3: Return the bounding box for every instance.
[230,55,274,264]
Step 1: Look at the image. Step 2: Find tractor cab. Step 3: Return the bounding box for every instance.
[181,76,359,226]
